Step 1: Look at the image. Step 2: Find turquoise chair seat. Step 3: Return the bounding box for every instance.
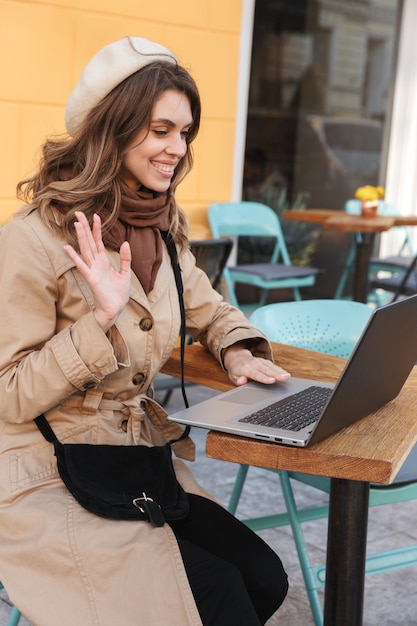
[228,299,417,626]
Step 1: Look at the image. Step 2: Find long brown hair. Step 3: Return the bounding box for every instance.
[17,61,201,251]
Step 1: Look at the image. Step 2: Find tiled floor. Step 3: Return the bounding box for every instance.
[1,382,417,625]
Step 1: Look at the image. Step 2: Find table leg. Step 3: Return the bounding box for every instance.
[323,478,370,626]
[353,236,374,302]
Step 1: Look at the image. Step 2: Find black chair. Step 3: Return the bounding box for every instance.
[371,254,417,302]
[189,238,234,293]
[154,237,233,405]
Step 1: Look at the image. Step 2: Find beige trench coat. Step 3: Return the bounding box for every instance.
[0,206,272,626]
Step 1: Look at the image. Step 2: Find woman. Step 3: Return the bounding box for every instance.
[0,37,289,625]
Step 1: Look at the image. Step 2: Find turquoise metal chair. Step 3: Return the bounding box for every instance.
[228,299,417,626]
[0,582,21,625]
[208,202,320,314]
[334,200,415,301]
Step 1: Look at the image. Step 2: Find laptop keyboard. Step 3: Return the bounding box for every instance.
[238,385,333,432]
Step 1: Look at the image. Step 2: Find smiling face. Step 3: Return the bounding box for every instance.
[119,89,193,192]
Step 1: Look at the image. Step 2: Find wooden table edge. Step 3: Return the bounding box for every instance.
[162,343,417,484]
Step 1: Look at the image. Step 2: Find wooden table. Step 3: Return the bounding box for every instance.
[283,209,417,302]
[162,342,417,626]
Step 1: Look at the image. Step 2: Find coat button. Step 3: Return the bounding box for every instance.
[139,318,153,332]
[83,380,97,390]
[132,372,145,385]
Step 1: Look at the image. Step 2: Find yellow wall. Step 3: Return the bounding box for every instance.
[0,0,243,234]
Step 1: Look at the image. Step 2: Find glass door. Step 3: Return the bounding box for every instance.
[242,0,402,298]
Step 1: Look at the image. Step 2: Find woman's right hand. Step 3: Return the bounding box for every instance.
[64,211,132,332]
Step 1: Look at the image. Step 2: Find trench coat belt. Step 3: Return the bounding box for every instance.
[60,393,195,461]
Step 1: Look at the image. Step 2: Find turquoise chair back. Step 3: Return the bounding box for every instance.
[250,299,373,358]
[344,198,361,214]
[345,199,398,216]
[208,201,291,265]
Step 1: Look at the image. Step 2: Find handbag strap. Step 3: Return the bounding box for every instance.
[161,230,190,443]
[35,412,58,443]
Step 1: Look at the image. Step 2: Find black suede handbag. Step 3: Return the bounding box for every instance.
[34,415,189,526]
[35,232,191,527]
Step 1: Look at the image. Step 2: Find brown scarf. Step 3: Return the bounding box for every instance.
[102,181,171,294]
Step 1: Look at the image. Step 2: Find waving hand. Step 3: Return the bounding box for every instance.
[64,212,132,332]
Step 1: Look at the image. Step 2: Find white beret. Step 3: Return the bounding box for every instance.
[65,36,177,136]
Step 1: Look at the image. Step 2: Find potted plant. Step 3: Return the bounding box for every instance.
[354,185,385,217]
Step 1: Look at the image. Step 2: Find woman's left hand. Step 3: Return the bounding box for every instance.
[223,344,291,386]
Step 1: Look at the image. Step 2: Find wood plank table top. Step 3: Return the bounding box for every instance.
[283,208,417,233]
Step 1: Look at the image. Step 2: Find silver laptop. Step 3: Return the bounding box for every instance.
[169,294,417,447]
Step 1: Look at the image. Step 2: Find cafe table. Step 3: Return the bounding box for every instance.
[283,208,417,302]
[161,341,417,626]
